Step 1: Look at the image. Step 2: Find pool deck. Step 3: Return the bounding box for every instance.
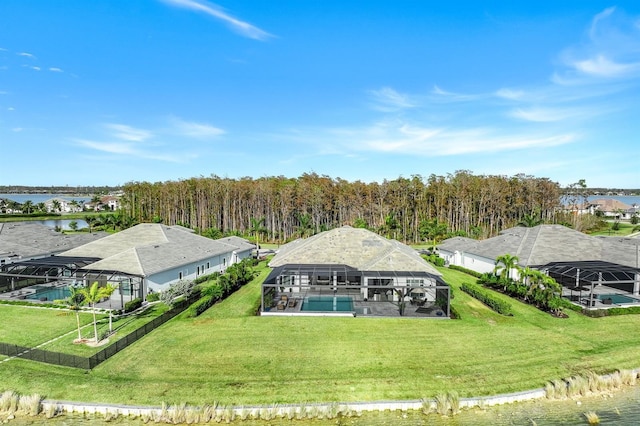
[263,292,448,318]
[562,285,640,309]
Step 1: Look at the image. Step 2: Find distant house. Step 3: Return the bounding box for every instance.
[589,198,633,219]
[437,224,640,304]
[100,195,121,211]
[43,197,83,213]
[0,222,106,266]
[0,224,254,307]
[262,226,450,317]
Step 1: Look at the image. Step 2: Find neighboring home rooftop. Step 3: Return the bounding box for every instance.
[271,226,440,276]
[590,198,632,213]
[0,222,106,263]
[60,223,252,277]
[438,224,640,269]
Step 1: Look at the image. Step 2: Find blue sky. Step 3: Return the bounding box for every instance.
[1,1,639,188]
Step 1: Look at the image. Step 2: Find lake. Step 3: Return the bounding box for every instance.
[30,219,89,231]
[0,193,92,204]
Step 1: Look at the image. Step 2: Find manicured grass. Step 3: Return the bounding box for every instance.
[0,305,96,347]
[2,263,640,407]
[39,303,170,356]
[588,221,637,236]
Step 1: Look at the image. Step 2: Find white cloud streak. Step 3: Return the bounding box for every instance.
[49,67,63,72]
[105,124,153,142]
[160,0,273,40]
[17,52,36,59]
[369,87,417,110]
[170,117,225,138]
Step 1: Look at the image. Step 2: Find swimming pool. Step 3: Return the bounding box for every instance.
[597,293,640,305]
[301,296,354,312]
[25,285,71,302]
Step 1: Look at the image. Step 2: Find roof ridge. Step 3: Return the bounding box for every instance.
[132,247,145,275]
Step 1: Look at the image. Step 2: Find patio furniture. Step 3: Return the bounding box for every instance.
[288,298,297,308]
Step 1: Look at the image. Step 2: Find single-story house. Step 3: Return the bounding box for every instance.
[0,224,254,308]
[262,226,450,318]
[438,224,640,307]
[0,222,106,266]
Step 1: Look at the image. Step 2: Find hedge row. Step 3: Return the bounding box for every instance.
[460,282,512,316]
[448,264,483,278]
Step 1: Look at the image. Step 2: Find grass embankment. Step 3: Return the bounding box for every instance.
[2,264,640,407]
[588,221,638,237]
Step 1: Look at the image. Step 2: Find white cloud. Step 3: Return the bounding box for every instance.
[76,139,135,155]
[12,128,22,132]
[75,138,187,163]
[572,55,639,78]
[49,67,63,72]
[495,88,525,100]
[589,7,616,40]
[509,106,595,123]
[105,123,153,141]
[170,117,225,138]
[7,107,14,111]
[369,87,417,110]
[31,66,41,71]
[17,52,36,59]
[160,0,273,41]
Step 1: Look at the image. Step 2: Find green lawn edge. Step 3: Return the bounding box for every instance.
[2,263,640,407]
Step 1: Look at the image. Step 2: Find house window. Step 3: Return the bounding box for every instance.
[207,262,210,269]
[407,278,425,286]
[179,272,183,280]
[197,266,200,276]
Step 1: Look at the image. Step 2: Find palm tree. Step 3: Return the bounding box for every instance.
[248,216,267,250]
[55,286,86,342]
[494,254,519,283]
[79,282,116,342]
[51,199,61,213]
[518,213,543,227]
[22,200,33,214]
[296,213,313,238]
[36,202,46,212]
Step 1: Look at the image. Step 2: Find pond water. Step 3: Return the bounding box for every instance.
[29,219,89,231]
[5,386,640,425]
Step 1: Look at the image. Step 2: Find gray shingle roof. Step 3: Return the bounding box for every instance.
[438,224,639,268]
[0,222,106,260]
[61,223,250,276]
[270,226,440,276]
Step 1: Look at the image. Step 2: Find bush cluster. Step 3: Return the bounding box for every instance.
[146,292,160,302]
[423,254,445,267]
[461,282,512,315]
[185,259,255,317]
[124,298,143,313]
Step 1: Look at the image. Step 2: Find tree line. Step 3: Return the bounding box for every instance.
[120,171,568,244]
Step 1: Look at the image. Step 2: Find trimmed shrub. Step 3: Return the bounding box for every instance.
[423,254,445,267]
[461,282,512,315]
[448,264,482,278]
[124,297,143,313]
[146,292,160,302]
[187,295,216,317]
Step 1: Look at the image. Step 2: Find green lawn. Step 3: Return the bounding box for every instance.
[2,263,640,407]
[0,305,96,347]
[588,221,638,236]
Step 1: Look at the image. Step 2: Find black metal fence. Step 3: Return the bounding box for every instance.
[0,296,195,370]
